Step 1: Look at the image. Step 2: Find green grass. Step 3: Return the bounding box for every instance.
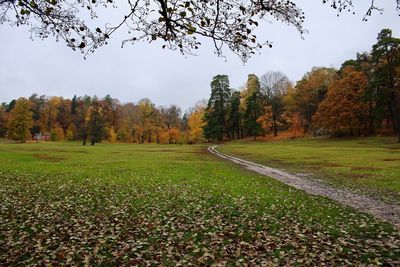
[0,141,399,265]
[219,136,400,204]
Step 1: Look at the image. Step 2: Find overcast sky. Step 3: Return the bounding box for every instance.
[0,1,399,112]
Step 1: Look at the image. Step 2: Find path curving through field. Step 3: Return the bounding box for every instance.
[208,145,400,228]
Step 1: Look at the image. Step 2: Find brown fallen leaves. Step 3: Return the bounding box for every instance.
[1,171,400,266]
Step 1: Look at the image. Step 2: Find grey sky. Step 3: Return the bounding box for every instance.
[0,1,399,112]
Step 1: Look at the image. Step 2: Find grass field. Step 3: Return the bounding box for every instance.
[0,141,399,265]
[219,137,400,204]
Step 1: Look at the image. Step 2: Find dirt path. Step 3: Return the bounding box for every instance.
[208,145,400,228]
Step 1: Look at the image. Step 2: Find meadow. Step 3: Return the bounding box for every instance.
[219,137,400,204]
[0,140,399,265]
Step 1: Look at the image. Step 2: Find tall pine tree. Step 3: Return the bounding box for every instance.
[372,29,400,142]
[203,75,231,141]
[228,91,241,139]
[244,92,263,140]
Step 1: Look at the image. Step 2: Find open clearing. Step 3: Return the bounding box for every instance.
[209,145,400,228]
[1,141,400,265]
[219,137,400,205]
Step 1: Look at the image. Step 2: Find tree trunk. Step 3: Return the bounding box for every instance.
[395,104,400,143]
[82,134,87,146]
[82,125,87,145]
[389,103,398,136]
[222,116,231,140]
[273,99,278,136]
[368,101,374,136]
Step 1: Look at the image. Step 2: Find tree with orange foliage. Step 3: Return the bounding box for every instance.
[294,67,337,134]
[168,128,180,144]
[157,129,169,144]
[256,106,273,134]
[313,67,370,135]
[188,105,205,144]
[289,113,303,138]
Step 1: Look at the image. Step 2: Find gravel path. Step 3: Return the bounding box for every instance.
[208,145,400,228]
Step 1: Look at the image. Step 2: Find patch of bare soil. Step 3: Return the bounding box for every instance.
[382,158,400,162]
[351,166,381,171]
[386,147,400,150]
[335,172,373,180]
[208,146,400,228]
[34,154,66,162]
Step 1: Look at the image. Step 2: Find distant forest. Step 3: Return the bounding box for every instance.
[1,29,399,144]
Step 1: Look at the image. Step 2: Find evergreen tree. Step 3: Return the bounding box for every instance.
[102,95,119,138]
[371,29,400,142]
[29,94,46,135]
[203,75,231,141]
[5,99,16,113]
[76,96,92,145]
[71,95,78,116]
[228,91,241,139]
[88,97,105,146]
[244,92,263,140]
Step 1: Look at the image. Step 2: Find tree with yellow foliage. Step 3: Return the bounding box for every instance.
[39,96,61,133]
[188,106,205,144]
[50,125,65,141]
[108,127,117,143]
[66,124,77,141]
[7,98,33,143]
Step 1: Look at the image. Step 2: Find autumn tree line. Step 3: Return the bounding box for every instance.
[0,94,206,145]
[203,29,400,142]
[1,29,399,144]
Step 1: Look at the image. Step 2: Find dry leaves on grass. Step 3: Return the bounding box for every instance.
[1,172,400,266]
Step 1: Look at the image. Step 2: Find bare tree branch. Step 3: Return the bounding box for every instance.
[1,0,398,62]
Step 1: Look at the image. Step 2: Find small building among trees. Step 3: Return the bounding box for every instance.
[33,133,50,141]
